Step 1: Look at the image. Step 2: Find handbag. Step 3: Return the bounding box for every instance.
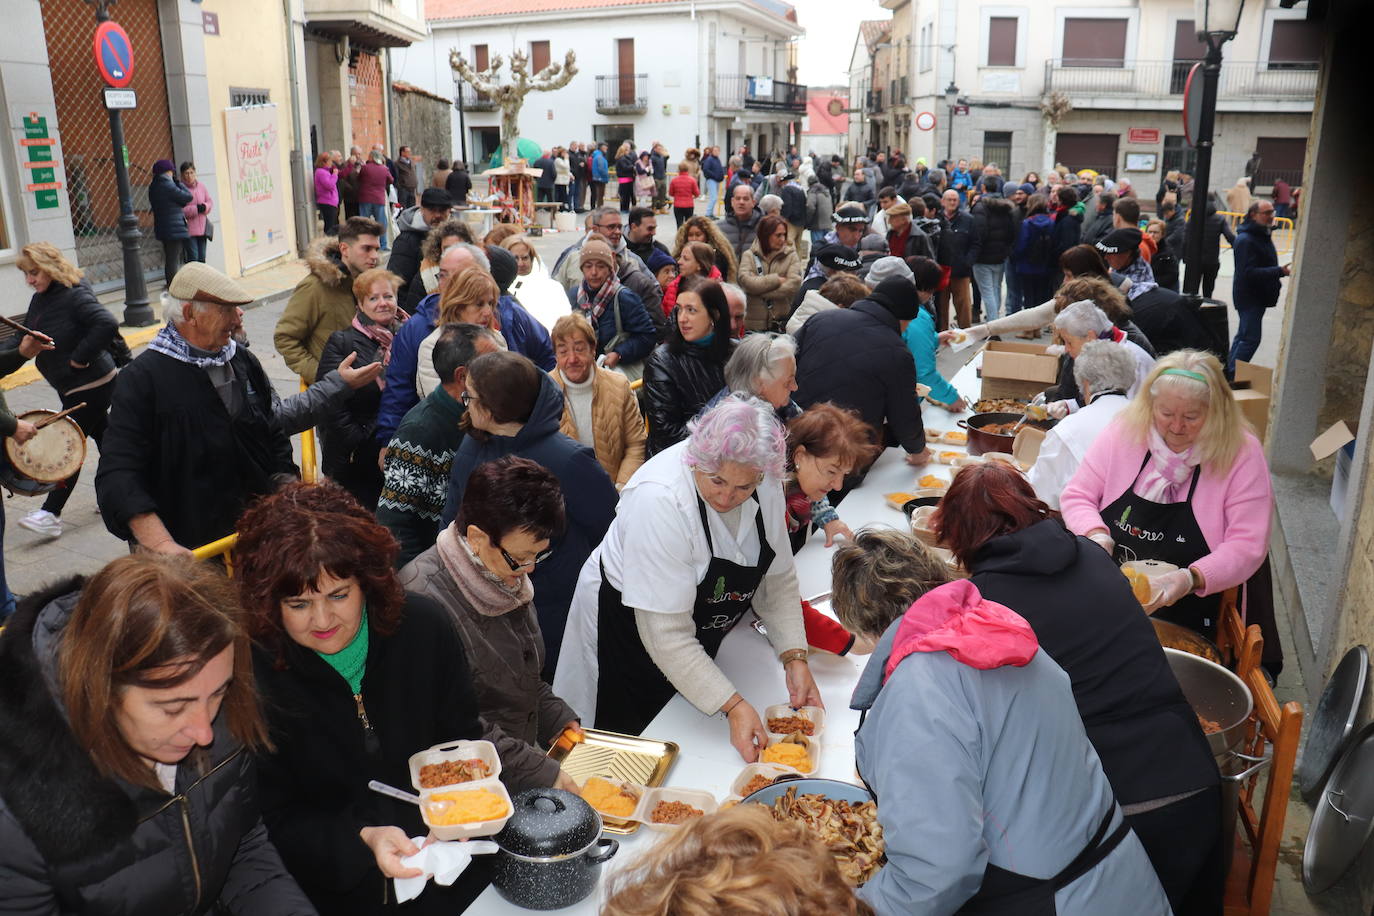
[603,290,645,384]
[204,219,214,242]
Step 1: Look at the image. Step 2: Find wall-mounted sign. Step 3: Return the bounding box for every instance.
[103,88,138,110]
[93,21,135,88]
[915,111,936,131]
[202,11,220,35]
[1127,127,1160,144]
[224,104,289,269]
[953,105,970,116]
[19,112,63,211]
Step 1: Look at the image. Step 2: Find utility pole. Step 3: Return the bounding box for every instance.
[1182,36,1223,296]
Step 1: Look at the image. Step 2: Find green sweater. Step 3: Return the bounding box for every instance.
[376,385,467,566]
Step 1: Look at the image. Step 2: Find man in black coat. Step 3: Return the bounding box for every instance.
[936,189,975,329]
[385,188,453,303]
[794,276,932,482]
[969,188,1017,323]
[96,263,295,554]
[444,161,472,206]
[532,150,556,203]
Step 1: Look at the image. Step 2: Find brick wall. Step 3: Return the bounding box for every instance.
[350,50,387,153]
[392,86,453,171]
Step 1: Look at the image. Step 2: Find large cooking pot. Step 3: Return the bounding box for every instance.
[490,788,619,910]
[957,412,1055,456]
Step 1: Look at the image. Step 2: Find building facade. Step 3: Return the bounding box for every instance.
[847,19,891,162]
[801,87,849,162]
[394,0,805,168]
[854,0,1317,195]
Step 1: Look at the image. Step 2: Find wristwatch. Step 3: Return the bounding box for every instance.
[778,648,809,665]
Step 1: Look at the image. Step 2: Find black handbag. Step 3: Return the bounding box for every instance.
[205,219,215,242]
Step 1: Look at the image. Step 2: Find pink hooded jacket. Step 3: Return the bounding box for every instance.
[884,580,1038,682]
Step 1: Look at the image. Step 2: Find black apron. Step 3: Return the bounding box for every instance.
[1103,455,1221,638]
[594,492,775,734]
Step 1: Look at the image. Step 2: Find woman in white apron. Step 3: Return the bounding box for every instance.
[554,395,822,762]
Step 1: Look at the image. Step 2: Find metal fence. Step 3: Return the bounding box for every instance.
[594,74,647,114]
[456,82,498,112]
[43,0,176,292]
[715,75,807,114]
[1045,60,1318,100]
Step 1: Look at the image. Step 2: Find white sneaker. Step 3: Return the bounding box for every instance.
[18,509,62,538]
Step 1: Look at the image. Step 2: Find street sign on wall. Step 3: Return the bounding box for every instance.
[93,21,135,88]
[1128,127,1160,144]
[915,111,936,131]
[11,105,67,217]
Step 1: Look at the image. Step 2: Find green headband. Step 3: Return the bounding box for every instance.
[1161,368,1208,384]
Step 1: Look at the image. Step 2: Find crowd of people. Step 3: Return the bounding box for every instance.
[0,137,1290,915]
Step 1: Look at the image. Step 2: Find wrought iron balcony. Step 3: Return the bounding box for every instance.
[867,88,884,113]
[715,75,807,114]
[595,74,647,115]
[1044,59,1318,101]
[456,82,497,112]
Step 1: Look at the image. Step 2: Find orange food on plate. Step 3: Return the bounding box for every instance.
[650,800,704,824]
[942,430,968,444]
[918,475,948,489]
[426,788,509,825]
[762,742,813,773]
[1122,567,1153,605]
[418,758,491,788]
[939,451,963,463]
[580,777,640,818]
[767,715,816,736]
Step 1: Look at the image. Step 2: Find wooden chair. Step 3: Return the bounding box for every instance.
[1215,587,1263,682]
[1222,632,1303,916]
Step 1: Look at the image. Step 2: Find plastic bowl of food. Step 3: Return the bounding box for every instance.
[638,786,718,832]
[410,739,502,791]
[763,705,826,741]
[731,762,802,799]
[761,734,816,774]
[421,777,514,841]
[576,776,645,825]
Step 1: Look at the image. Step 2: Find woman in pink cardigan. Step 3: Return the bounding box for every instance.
[179,161,213,263]
[1060,349,1272,640]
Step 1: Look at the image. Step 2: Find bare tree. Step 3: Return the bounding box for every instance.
[450,48,578,164]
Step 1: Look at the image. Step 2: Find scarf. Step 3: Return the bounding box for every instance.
[316,610,370,694]
[1098,325,1126,344]
[148,321,236,368]
[351,308,408,389]
[574,274,622,329]
[1121,256,1158,301]
[1134,426,1203,503]
[435,522,534,617]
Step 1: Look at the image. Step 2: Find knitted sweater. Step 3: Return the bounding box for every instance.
[376,385,467,567]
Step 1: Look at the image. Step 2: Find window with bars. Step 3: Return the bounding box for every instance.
[983,131,1012,171]
[230,87,270,107]
[1161,135,1197,178]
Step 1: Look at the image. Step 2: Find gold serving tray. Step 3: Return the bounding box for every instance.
[548,728,680,835]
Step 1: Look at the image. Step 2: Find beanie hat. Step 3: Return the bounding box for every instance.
[645,247,677,274]
[858,233,888,253]
[864,256,915,289]
[1019,182,1037,195]
[484,244,518,293]
[1095,227,1142,255]
[815,244,860,272]
[153,158,176,176]
[866,276,919,321]
[420,187,453,209]
[579,238,616,272]
[833,202,870,225]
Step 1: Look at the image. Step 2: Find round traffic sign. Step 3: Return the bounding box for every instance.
[93,21,135,89]
[1182,62,1203,148]
[915,111,937,132]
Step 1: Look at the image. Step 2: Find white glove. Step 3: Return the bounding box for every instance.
[1145,569,1196,614]
[1047,399,1072,420]
[1087,531,1115,554]
[1045,344,1066,357]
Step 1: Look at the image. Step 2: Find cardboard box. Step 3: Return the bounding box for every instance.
[1232,361,1273,444]
[1311,421,1358,524]
[978,341,1060,401]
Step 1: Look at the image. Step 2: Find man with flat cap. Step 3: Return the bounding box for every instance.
[96,262,295,554]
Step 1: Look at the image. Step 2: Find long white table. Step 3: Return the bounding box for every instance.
[471,357,983,913]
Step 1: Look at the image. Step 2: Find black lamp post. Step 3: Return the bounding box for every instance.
[944,81,959,163]
[1182,0,1245,296]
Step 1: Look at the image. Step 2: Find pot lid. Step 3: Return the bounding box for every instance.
[495,788,601,858]
[1298,645,1368,797]
[1304,720,1374,893]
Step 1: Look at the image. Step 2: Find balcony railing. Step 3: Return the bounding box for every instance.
[595,74,647,114]
[867,88,884,113]
[715,75,807,114]
[1044,59,1318,100]
[456,82,497,111]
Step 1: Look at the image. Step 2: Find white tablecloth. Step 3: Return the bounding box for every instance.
[471,355,983,913]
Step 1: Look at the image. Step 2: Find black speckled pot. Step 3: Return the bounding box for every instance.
[491,788,619,910]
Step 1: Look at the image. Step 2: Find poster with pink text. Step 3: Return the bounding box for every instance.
[224,104,289,269]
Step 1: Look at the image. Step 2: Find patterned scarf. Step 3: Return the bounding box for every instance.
[435,522,534,617]
[148,321,236,368]
[1121,255,1158,301]
[1134,426,1203,503]
[574,274,622,329]
[351,307,407,389]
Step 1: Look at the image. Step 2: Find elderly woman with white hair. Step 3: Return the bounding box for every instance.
[555,394,821,761]
[1046,299,1155,418]
[1061,350,1274,639]
[1028,340,1136,510]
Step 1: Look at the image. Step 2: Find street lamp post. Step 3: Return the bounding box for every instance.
[1183,0,1246,296]
[944,81,959,163]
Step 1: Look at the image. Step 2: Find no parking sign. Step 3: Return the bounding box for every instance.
[93,21,135,88]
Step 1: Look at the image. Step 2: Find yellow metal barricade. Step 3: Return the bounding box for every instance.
[299,378,318,484]
[191,533,239,576]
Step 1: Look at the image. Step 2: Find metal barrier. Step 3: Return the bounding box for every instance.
[300,378,318,484]
[191,533,238,575]
[1182,210,1295,255]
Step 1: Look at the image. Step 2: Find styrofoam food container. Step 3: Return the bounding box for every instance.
[762,734,817,774]
[420,776,514,841]
[409,738,502,791]
[637,786,719,831]
[730,761,802,799]
[763,704,826,740]
[575,775,647,825]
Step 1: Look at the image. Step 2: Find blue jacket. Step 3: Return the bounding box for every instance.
[902,305,961,405]
[590,150,609,183]
[701,154,725,182]
[1011,213,1057,277]
[440,372,618,672]
[1231,219,1283,311]
[497,295,556,371]
[374,293,438,445]
[563,283,657,363]
[148,173,193,240]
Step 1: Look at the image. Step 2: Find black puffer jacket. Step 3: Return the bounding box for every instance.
[1128,286,1218,357]
[318,322,387,506]
[148,173,193,240]
[936,209,975,277]
[1,280,118,395]
[794,299,925,453]
[969,198,1017,265]
[0,579,315,916]
[643,340,733,456]
[384,206,430,301]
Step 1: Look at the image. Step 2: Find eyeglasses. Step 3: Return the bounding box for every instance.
[460,391,479,407]
[596,222,623,233]
[498,541,553,572]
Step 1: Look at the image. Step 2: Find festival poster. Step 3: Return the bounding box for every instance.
[224,104,290,269]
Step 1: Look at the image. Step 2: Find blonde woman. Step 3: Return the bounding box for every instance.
[1061,349,1272,640]
[671,215,737,282]
[502,233,572,332]
[415,267,505,397]
[7,242,120,538]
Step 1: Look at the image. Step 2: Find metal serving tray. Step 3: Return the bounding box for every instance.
[547,728,679,835]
